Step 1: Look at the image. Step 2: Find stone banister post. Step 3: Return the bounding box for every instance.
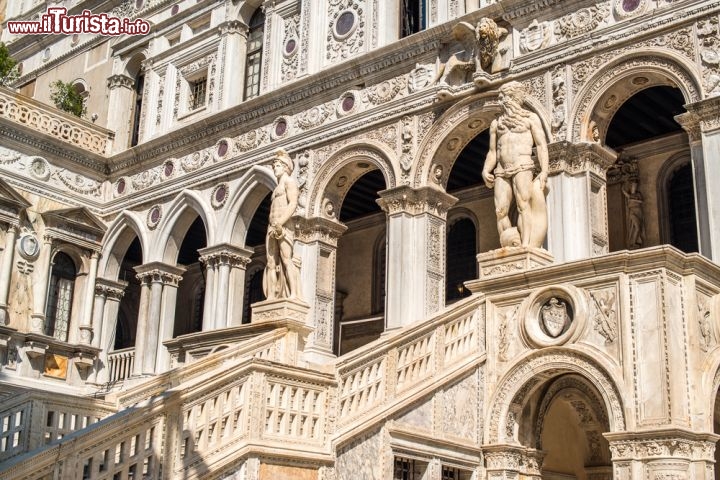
[0,225,18,325]
[377,186,458,330]
[545,141,616,262]
[676,98,720,260]
[295,216,347,362]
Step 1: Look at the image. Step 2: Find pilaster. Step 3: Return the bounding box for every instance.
[218,20,249,109]
[377,186,458,330]
[295,216,347,362]
[546,141,616,262]
[106,74,136,153]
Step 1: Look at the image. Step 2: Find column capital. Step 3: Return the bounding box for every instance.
[198,243,253,268]
[674,112,702,142]
[95,278,128,300]
[107,74,135,90]
[295,216,348,246]
[218,19,248,36]
[377,185,458,218]
[548,141,617,176]
[482,444,544,477]
[605,428,719,462]
[134,262,186,287]
[683,96,720,134]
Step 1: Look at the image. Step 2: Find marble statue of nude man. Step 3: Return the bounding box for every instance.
[482,81,549,248]
[264,149,301,300]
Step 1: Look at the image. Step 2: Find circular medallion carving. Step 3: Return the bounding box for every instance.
[334,10,357,39]
[170,4,180,15]
[135,0,144,9]
[29,157,50,180]
[632,76,649,86]
[116,178,127,195]
[147,205,162,229]
[284,38,298,56]
[71,34,80,46]
[211,183,229,209]
[337,91,360,117]
[273,118,288,138]
[18,233,40,260]
[522,285,586,348]
[614,0,647,18]
[163,160,175,178]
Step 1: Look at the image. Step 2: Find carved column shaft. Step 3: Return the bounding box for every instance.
[200,257,217,331]
[377,186,457,330]
[78,251,100,345]
[30,235,54,333]
[676,101,720,261]
[0,225,18,325]
[218,21,248,109]
[295,216,347,361]
[106,74,136,153]
[546,142,615,262]
[92,279,126,384]
[199,244,253,330]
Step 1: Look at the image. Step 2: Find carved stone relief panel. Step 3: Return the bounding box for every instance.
[555,2,611,42]
[396,396,433,431]
[326,0,367,63]
[697,15,720,97]
[335,429,383,480]
[281,13,301,83]
[440,371,480,443]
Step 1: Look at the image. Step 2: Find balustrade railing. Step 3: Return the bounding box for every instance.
[107,347,135,384]
[0,87,113,155]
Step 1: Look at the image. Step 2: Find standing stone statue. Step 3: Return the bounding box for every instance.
[622,179,644,249]
[482,81,549,248]
[264,149,301,300]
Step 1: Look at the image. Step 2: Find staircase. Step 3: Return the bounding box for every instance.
[0,295,485,479]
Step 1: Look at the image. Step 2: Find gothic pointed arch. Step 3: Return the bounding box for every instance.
[100,211,148,280]
[155,190,214,264]
[223,165,277,245]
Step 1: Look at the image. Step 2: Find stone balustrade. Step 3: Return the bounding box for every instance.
[0,87,113,155]
[107,347,135,384]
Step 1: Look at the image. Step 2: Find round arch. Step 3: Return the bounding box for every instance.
[412,89,552,189]
[222,165,277,245]
[306,142,398,218]
[486,348,626,445]
[569,51,703,144]
[154,190,214,264]
[100,211,148,280]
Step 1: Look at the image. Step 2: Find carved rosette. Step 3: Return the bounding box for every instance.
[326,0,366,62]
[281,14,301,82]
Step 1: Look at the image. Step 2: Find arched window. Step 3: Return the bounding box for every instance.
[244,9,265,100]
[667,163,698,253]
[44,252,77,342]
[446,218,477,302]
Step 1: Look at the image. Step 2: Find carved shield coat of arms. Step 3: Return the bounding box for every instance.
[541,298,569,338]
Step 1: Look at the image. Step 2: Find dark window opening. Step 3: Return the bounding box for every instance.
[400,0,426,38]
[446,218,476,301]
[130,73,144,147]
[668,163,698,253]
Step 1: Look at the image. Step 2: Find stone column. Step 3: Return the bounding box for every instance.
[92,279,126,384]
[676,99,720,260]
[106,74,135,153]
[30,234,53,334]
[295,217,347,362]
[545,142,616,262]
[156,271,183,373]
[606,430,718,480]
[78,251,100,345]
[377,186,457,330]
[0,225,18,326]
[133,262,185,376]
[199,253,217,331]
[482,444,544,480]
[218,21,248,109]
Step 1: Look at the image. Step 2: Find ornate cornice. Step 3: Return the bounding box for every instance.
[377,185,458,218]
[605,428,720,461]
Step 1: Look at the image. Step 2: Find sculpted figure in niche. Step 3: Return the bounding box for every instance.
[622,179,644,248]
[482,81,549,248]
[264,149,301,300]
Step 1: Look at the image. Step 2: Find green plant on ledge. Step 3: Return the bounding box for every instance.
[0,42,20,87]
[50,80,87,118]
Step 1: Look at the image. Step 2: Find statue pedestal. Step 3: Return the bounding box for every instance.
[475,247,554,279]
[251,297,309,324]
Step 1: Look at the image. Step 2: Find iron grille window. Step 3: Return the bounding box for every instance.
[244,9,265,100]
[394,457,424,480]
[189,77,207,110]
[44,252,76,342]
